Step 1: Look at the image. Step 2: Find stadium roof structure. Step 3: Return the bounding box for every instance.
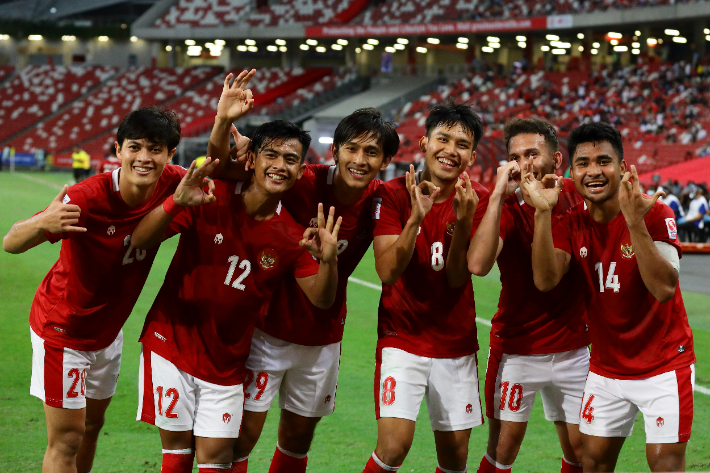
[131,0,710,40]
[0,0,157,21]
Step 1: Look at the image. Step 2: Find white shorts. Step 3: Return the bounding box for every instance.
[579,365,695,443]
[243,328,340,418]
[30,328,122,409]
[485,346,590,423]
[137,347,244,438]
[375,347,484,432]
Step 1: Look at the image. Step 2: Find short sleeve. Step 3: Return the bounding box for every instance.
[43,185,89,244]
[645,201,681,255]
[293,248,320,279]
[165,206,196,239]
[470,186,490,237]
[372,184,404,237]
[551,213,573,256]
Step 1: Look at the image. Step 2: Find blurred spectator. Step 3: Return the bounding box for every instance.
[659,186,685,221]
[72,144,91,183]
[678,184,708,242]
[97,146,121,174]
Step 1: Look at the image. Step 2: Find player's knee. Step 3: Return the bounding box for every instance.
[648,452,685,472]
[278,427,315,453]
[48,424,85,457]
[83,414,106,440]
[376,438,412,466]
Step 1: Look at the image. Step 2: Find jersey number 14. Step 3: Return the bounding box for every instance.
[594,262,620,293]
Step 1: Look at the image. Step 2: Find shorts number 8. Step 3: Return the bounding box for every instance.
[382,376,396,406]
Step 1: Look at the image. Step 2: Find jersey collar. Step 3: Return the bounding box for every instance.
[234,181,282,215]
[111,168,120,192]
[515,187,525,206]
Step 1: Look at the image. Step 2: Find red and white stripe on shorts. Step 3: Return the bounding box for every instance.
[676,365,693,442]
[137,346,156,425]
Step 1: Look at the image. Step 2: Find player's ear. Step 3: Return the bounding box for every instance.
[620,158,627,175]
[467,150,476,168]
[419,136,427,153]
[380,154,393,171]
[331,143,338,163]
[246,150,255,170]
[297,162,305,179]
[167,148,176,164]
[553,151,563,170]
[114,141,121,159]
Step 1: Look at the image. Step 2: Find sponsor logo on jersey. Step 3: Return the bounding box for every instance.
[259,249,278,270]
[214,233,223,244]
[62,195,71,204]
[325,395,331,404]
[656,417,664,427]
[446,221,455,236]
[620,243,634,259]
[223,413,232,424]
[372,198,382,220]
[53,326,67,333]
[107,225,116,235]
[665,218,678,240]
[154,332,166,342]
[465,403,473,414]
[580,247,588,258]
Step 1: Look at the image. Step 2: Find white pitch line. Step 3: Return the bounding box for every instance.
[348,276,709,393]
[15,172,66,191]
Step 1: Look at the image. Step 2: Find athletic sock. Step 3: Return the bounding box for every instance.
[161,448,194,473]
[197,463,232,472]
[231,455,249,473]
[363,452,401,472]
[267,443,308,473]
[436,464,467,473]
[477,453,512,473]
[560,456,583,473]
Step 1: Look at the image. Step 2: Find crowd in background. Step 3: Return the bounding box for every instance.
[647,179,710,242]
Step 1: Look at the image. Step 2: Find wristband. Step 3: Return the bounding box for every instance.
[162,195,184,217]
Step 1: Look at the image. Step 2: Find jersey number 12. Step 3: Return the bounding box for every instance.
[225,255,252,291]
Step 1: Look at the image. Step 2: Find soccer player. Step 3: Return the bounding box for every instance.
[2,107,190,473]
[72,144,91,182]
[97,147,121,174]
[524,122,695,472]
[206,71,399,473]
[364,102,489,473]
[467,118,589,473]
[131,117,341,473]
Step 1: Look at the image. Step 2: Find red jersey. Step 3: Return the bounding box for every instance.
[98,157,121,174]
[260,164,381,346]
[373,172,490,358]
[552,200,695,379]
[139,180,319,386]
[29,165,186,351]
[492,179,589,354]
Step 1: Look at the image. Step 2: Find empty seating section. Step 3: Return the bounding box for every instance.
[392,62,710,179]
[154,0,251,28]
[246,0,358,27]
[9,67,220,154]
[0,65,116,142]
[258,70,357,116]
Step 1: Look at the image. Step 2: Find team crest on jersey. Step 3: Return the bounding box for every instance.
[259,249,278,270]
[107,225,116,235]
[214,233,223,244]
[620,243,635,259]
[580,247,588,258]
[665,218,678,240]
[446,221,456,236]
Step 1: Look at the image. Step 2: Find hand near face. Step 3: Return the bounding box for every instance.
[173,158,219,207]
[300,203,342,263]
[494,160,521,198]
[406,164,440,224]
[453,172,479,223]
[520,166,563,212]
[619,165,665,227]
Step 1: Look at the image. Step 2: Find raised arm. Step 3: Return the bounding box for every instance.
[374,166,440,285]
[521,172,570,291]
[468,161,520,276]
[620,165,678,303]
[3,185,85,254]
[131,158,219,249]
[296,204,341,309]
[207,70,255,180]
[446,173,479,288]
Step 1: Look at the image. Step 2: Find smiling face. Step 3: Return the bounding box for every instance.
[571,140,626,204]
[248,137,305,196]
[333,133,391,191]
[420,123,475,184]
[115,138,175,188]
[508,133,561,179]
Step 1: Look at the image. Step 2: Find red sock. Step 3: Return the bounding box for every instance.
[560,457,583,473]
[161,449,194,473]
[268,444,307,473]
[232,457,248,473]
[198,465,231,473]
[477,454,511,473]
[363,452,400,472]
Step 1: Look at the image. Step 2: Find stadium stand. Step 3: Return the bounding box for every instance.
[246,0,368,26]
[8,67,221,155]
[0,65,117,143]
[154,0,252,28]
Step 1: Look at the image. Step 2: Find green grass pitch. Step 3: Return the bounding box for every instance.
[1,171,709,472]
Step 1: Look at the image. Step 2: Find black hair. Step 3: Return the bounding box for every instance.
[250,120,311,162]
[333,108,400,160]
[504,118,559,154]
[568,122,624,163]
[116,106,181,150]
[425,100,484,150]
